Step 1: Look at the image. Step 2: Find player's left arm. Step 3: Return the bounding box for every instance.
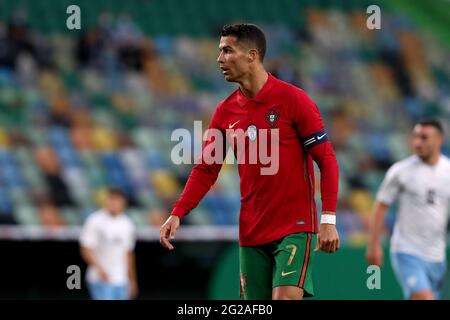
[127,251,138,299]
[127,224,138,299]
[291,89,339,253]
[310,143,340,254]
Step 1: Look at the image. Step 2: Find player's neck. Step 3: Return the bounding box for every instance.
[107,210,122,217]
[421,153,440,166]
[238,68,268,99]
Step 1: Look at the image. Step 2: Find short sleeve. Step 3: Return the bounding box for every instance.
[79,216,98,249]
[376,164,402,205]
[126,221,136,251]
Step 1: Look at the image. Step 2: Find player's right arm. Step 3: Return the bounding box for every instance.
[366,163,402,266]
[160,105,225,250]
[366,201,389,266]
[80,246,109,281]
[159,215,180,250]
[79,216,108,281]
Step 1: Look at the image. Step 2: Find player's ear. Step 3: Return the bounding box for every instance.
[248,48,258,63]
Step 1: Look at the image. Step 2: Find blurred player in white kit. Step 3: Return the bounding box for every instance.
[367,120,450,300]
[80,188,138,300]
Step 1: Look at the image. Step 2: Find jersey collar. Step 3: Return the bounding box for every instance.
[236,72,275,107]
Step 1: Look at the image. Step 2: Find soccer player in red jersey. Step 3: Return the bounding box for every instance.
[160,24,340,300]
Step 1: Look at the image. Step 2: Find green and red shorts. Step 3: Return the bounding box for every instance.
[239,232,316,300]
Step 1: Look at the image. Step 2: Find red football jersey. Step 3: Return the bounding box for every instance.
[172,73,339,246]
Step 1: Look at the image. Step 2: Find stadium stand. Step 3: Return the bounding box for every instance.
[0,0,449,247]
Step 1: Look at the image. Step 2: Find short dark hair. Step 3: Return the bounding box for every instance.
[416,119,444,135]
[221,23,266,62]
[108,187,127,199]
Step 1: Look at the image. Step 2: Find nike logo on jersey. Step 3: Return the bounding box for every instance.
[228,120,240,129]
[317,133,327,140]
[281,270,297,277]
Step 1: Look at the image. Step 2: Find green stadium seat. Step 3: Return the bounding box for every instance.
[14,205,40,226]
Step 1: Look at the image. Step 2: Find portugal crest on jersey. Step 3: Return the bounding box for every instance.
[265,109,280,128]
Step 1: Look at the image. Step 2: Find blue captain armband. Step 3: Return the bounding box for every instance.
[301,130,329,150]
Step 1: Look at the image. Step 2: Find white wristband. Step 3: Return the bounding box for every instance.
[320,214,336,225]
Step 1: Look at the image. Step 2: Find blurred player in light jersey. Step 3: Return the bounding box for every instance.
[367,120,450,300]
[80,188,138,300]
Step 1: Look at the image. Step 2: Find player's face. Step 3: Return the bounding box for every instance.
[217,36,251,82]
[106,194,127,215]
[412,125,442,160]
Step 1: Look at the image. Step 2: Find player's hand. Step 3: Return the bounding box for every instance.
[159,215,180,250]
[366,242,383,266]
[98,268,109,282]
[128,280,139,299]
[314,224,339,253]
